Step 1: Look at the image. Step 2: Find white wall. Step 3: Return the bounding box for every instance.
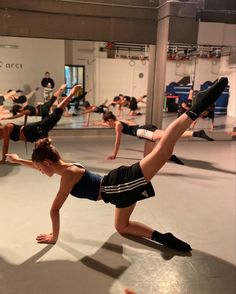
[68,40,149,105]
[165,58,220,89]
[165,59,194,85]
[165,22,236,118]
[95,58,149,105]
[198,22,236,118]
[194,58,220,89]
[0,36,65,105]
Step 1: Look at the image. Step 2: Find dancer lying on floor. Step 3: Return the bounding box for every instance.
[1,85,65,123]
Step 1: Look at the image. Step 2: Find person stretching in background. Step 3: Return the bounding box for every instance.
[95,111,214,161]
[1,85,64,124]
[0,90,16,117]
[0,84,79,163]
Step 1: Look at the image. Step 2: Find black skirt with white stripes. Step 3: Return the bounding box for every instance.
[101,162,155,208]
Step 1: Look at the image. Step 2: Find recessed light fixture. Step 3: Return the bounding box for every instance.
[0,44,18,49]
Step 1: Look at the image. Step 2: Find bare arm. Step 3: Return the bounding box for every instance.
[5,153,37,169]
[53,84,67,98]
[85,112,91,127]
[1,124,13,163]
[107,122,122,160]
[80,106,96,115]
[36,168,83,244]
[93,121,109,127]
[1,110,30,120]
[188,89,193,100]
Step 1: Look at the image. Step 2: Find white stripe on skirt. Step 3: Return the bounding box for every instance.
[103,177,147,194]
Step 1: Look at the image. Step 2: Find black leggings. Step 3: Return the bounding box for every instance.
[37,95,57,119]
[22,108,63,142]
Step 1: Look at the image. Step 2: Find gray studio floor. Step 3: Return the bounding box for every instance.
[0,118,236,294]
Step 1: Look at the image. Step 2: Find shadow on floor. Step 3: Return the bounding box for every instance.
[0,163,20,177]
[124,147,235,175]
[0,233,235,294]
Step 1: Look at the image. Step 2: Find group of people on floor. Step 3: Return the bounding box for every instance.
[3,77,228,255]
[1,77,226,166]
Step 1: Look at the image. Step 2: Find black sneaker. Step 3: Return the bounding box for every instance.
[169,154,184,165]
[194,129,214,141]
[186,77,228,120]
[161,233,192,252]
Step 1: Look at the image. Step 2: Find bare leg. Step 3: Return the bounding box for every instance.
[115,116,194,252]
[140,76,229,181]
[143,140,155,157]
[210,118,215,130]
[114,204,153,239]
[116,77,228,252]
[190,119,198,129]
[57,85,79,110]
[140,114,194,182]
[114,195,191,251]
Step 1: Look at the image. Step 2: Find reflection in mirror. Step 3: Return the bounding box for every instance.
[163,43,232,131]
[0,36,149,129]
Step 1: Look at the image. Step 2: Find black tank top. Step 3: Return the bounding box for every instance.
[70,163,102,201]
[120,121,139,136]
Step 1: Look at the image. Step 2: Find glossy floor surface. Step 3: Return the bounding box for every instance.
[0,130,235,294]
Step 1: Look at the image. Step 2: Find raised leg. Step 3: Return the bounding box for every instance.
[140,77,228,182]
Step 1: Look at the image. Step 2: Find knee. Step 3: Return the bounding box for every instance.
[114,222,128,234]
[158,143,173,159]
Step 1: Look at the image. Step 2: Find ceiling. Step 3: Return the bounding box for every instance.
[57,0,236,24]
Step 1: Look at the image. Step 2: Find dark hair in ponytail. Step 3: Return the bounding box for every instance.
[32,138,61,163]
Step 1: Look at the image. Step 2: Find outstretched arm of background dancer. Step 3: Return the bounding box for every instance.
[80,106,97,115]
[5,153,37,169]
[0,110,30,120]
[107,122,122,160]
[84,112,91,127]
[93,121,109,127]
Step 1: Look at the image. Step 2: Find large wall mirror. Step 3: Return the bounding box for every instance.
[162,21,236,132]
[0,36,150,129]
[1,21,235,133]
